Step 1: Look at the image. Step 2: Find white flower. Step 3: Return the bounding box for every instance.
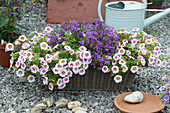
[43,63,49,70]
[145,39,152,45]
[27,75,35,83]
[67,70,73,77]
[79,46,87,52]
[74,60,81,67]
[31,65,39,73]
[55,63,63,70]
[83,62,89,69]
[83,51,91,59]
[126,50,131,56]
[68,61,75,68]
[73,67,79,74]
[15,61,20,68]
[18,35,27,42]
[119,59,126,65]
[16,69,25,77]
[52,67,60,74]
[26,65,31,71]
[40,59,46,64]
[63,77,69,83]
[114,75,122,83]
[76,51,81,57]
[148,57,155,64]
[112,66,119,74]
[14,39,21,45]
[45,26,53,33]
[156,59,162,66]
[40,68,48,75]
[25,52,33,58]
[131,39,138,45]
[118,48,125,55]
[21,43,30,49]
[154,51,160,57]
[53,44,59,49]
[1,40,4,45]
[49,82,54,91]
[137,67,143,74]
[57,78,63,86]
[69,50,75,55]
[43,77,48,85]
[122,65,128,73]
[40,42,48,50]
[58,83,66,89]
[132,27,139,32]
[162,59,166,67]
[79,68,85,75]
[64,45,71,51]
[122,39,128,44]
[5,43,14,52]
[141,59,146,66]
[113,53,120,61]
[86,58,92,64]
[59,69,68,77]
[21,63,26,70]
[138,55,144,61]
[139,43,145,49]
[130,66,138,73]
[102,66,109,73]
[45,54,52,62]
[59,59,67,65]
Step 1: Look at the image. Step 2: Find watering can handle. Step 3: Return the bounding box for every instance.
[98,0,147,22]
[98,0,104,22]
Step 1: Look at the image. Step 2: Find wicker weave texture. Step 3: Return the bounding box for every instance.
[61,67,136,90]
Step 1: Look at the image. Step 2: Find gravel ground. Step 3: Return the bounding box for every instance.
[0,0,170,113]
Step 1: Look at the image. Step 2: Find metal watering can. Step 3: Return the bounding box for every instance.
[98,0,170,31]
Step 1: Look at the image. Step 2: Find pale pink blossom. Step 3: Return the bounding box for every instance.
[27,75,35,83]
[114,75,122,83]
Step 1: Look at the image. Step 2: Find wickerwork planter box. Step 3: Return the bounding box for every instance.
[46,0,144,23]
[60,67,136,90]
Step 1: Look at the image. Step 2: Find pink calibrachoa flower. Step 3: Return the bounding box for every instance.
[15,61,20,68]
[86,58,92,64]
[113,53,120,61]
[14,39,21,45]
[55,63,63,70]
[49,82,54,91]
[67,70,73,77]
[31,64,39,73]
[154,46,160,52]
[26,52,33,58]
[139,43,145,49]
[5,43,14,52]
[21,43,30,49]
[63,77,69,83]
[45,54,52,62]
[145,39,152,45]
[141,59,146,66]
[130,66,138,73]
[102,66,109,73]
[119,59,126,65]
[18,35,27,42]
[148,57,155,64]
[138,55,144,61]
[43,77,48,85]
[1,40,4,45]
[74,60,81,67]
[156,59,162,66]
[83,51,91,59]
[52,67,60,74]
[44,26,53,33]
[64,45,71,51]
[68,61,75,68]
[83,62,89,69]
[162,59,166,67]
[131,39,138,45]
[73,67,79,74]
[40,68,48,75]
[27,75,35,83]
[16,69,25,77]
[114,75,122,83]
[126,50,131,56]
[118,48,125,55]
[79,46,87,52]
[112,66,119,74]
[57,78,63,86]
[59,69,68,77]
[123,39,128,44]
[58,83,66,89]
[137,67,143,74]
[26,65,31,71]
[59,59,67,65]
[154,51,160,57]
[21,63,26,70]
[122,65,128,73]
[40,42,48,50]
[132,27,139,32]
[79,68,85,75]
[43,63,49,70]
[69,50,74,55]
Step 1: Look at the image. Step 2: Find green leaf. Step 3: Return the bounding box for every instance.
[0,18,9,27]
[12,23,26,29]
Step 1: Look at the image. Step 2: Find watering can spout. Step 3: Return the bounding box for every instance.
[144,8,170,28]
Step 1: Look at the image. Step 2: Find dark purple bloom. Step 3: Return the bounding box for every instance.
[17,15,21,20]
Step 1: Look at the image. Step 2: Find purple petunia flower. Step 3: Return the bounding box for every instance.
[164,95,169,102]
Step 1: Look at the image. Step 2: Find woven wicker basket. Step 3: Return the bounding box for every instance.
[60,67,136,90]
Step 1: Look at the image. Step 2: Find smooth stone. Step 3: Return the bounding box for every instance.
[55,98,69,108]
[75,110,87,113]
[72,107,88,112]
[42,95,54,107]
[31,107,42,113]
[68,101,82,109]
[124,91,143,103]
[10,111,16,113]
[34,103,47,109]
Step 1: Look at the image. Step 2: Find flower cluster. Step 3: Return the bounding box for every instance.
[100,28,166,83]
[6,27,91,90]
[155,75,170,104]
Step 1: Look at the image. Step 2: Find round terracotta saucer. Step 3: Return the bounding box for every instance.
[114,92,165,113]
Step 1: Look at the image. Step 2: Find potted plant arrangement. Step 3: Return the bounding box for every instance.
[147,0,164,9]
[0,0,25,68]
[6,19,166,90]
